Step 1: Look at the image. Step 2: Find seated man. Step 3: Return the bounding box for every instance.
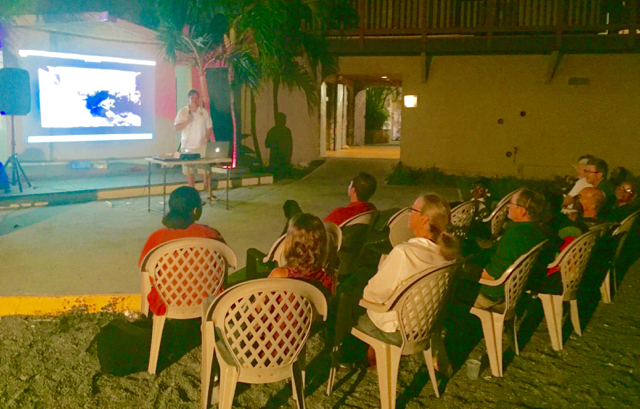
[359,193,459,342]
[475,188,550,309]
[565,157,614,208]
[562,154,595,207]
[572,187,606,228]
[324,172,378,226]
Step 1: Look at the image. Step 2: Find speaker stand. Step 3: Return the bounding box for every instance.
[4,115,31,193]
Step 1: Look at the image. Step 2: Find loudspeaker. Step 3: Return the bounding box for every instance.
[0,68,31,116]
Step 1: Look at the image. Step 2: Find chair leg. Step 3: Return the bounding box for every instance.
[512,316,520,356]
[140,272,150,316]
[291,361,306,409]
[373,343,402,409]
[423,348,440,398]
[600,271,612,304]
[491,313,505,377]
[326,346,339,396]
[217,361,239,409]
[569,299,582,336]
[201,321,215,409]
[474,309,500,377]
[148,314,166,374]
[539,294,564,351]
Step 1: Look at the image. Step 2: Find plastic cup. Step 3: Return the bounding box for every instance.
[466,359,481,380]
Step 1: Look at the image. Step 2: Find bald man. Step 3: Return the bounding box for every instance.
[575,187,606,228]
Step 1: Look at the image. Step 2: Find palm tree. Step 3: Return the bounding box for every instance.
[156,0,356,168]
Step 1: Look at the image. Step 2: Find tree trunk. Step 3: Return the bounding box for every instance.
[250,90,263,166]
[198,67,210,109]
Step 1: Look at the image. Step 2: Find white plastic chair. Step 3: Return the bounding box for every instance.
[387,207,413,247]
[450,200,477,229]
[600,209,640,303]
[539,228,602,351]
[201,278,328,409]
[470,240,548,377]
[140,238,237,374]
[483,190,519,237]
[327,261,459,408]
[338,209,379,229]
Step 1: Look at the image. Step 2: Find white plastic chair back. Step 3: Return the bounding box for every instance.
[548,228,601,301]
[147,238,237,319]
[339,209,379,228]
[502,240,548,315]
[263,234,287,266]
[392,261,460,353]
[483,190,518,237]
[387,207,413,247]
[450,200,476,228]
[324,221,343,254]
[612,209,640,242]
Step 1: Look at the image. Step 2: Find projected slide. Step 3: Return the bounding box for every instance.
[39,66,142,128]
[19,50,156,143]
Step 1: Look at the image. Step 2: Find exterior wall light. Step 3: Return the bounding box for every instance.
[404,95,418,108]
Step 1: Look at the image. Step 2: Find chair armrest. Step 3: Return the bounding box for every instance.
[358,298,390,313]
[479,270,511,286]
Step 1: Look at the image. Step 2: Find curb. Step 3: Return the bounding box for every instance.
[0,294,141,316]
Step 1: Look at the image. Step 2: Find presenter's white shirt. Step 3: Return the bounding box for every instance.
[363,237,446,333]
[175,106,213,155]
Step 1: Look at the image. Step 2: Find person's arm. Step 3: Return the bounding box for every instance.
[363,247,406,304]
[562,195,575,207]
[206,127,214,142]
[480,270,495,281]
[269,268,289,278]
[174,111,192,132]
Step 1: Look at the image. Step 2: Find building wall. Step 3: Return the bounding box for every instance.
[3,21,177,162]
[338,54,640,178]
[242,82,320,167]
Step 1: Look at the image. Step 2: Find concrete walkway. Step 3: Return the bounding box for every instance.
[0,158,460,303]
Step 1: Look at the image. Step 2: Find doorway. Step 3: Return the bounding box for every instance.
[321,74,402,159]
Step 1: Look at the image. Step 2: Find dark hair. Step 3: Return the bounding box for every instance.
[283,213,328,271]
[162,186,201,229]
[419,193,459,261]
[588,157,609,179]
[188,89,199,98]
[610,166,630,187]
[516,188,548,223]
[352,172,377,202]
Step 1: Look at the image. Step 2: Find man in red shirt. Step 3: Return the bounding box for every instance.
[324,172,377,226]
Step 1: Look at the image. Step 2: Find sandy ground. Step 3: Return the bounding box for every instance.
[0,158,639,408]
[0,261,639,408]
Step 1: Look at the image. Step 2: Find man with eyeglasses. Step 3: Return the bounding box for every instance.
[474,188,551,309]
[565,158,614,208]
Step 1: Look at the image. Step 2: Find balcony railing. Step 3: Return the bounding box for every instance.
[337,0,639,37]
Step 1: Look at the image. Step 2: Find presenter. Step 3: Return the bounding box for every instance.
[174,89,214,193]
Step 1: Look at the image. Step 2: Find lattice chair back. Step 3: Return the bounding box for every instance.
[263,234,287,266]
[339,210,379,228]
[450,200,476,228]
[483,190,519,237]
[324,221,343,255]
[147,238,237,319]
[209,278,328,383]
[387,207,414,247]
[613,209,640,240]
[548,229,601,301]
[390,261,459,354]
[502,240,548,315]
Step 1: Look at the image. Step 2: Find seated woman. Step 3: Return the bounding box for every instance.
[360,193,459,343]
[269,213,335,294]
[139,186,225,316]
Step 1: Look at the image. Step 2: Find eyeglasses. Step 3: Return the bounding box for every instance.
[408,206,421,213]
[583,170,601,174]
[617,186,635,194]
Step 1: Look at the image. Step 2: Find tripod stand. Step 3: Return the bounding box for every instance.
[4,115,31,193]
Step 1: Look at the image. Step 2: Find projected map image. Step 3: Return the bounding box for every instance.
[39,66,142,128]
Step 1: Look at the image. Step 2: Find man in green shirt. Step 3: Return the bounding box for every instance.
[475,188,549,308]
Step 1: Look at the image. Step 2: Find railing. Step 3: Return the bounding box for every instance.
[341,0,639,36]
